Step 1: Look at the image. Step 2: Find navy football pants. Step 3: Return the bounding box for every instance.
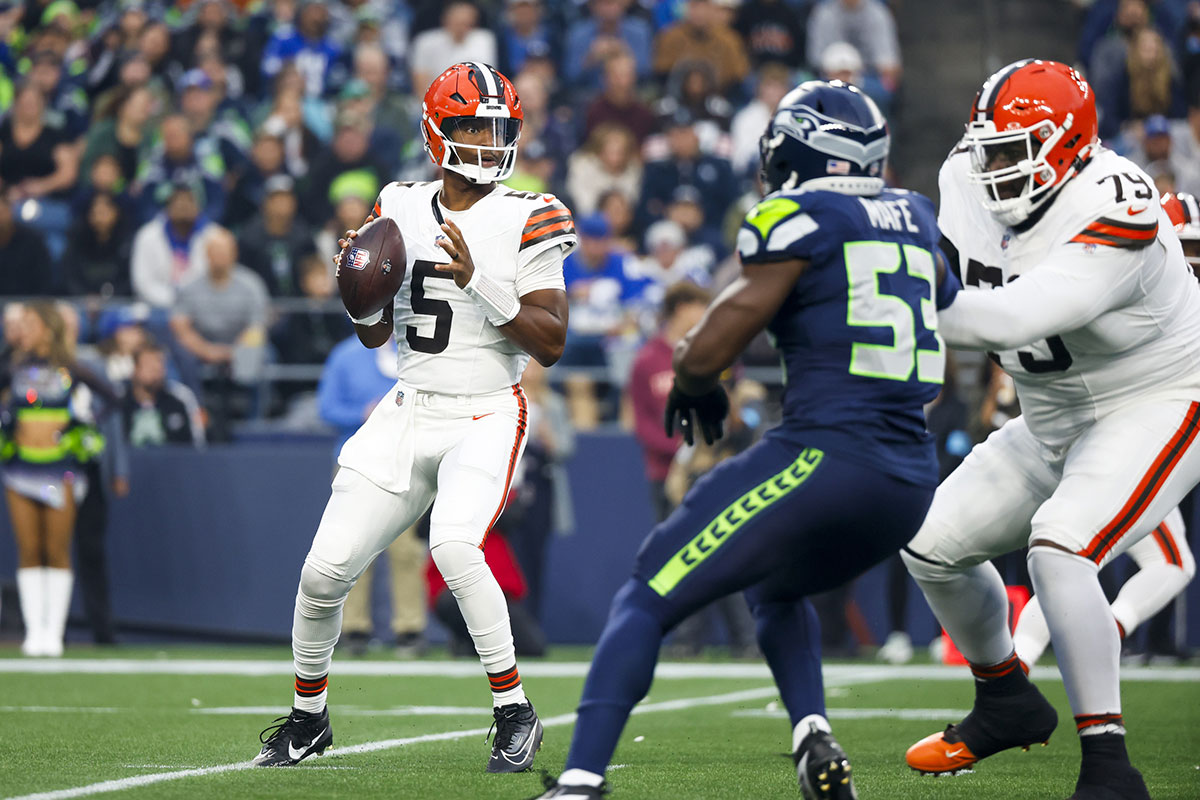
[565,436,934,775]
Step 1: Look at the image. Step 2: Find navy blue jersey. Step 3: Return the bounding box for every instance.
[737,188,958,487]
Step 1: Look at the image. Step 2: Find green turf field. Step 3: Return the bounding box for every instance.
[1,645,1197,799]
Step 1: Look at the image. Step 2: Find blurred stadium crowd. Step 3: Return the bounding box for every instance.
[0,0,1197,443]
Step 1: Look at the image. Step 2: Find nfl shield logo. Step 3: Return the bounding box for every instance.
[395,389,405,406]
[346,247,370,271]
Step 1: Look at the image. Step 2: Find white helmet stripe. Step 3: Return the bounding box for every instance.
[469,61,498,97]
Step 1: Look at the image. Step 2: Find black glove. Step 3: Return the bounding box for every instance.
[664,381,730,446]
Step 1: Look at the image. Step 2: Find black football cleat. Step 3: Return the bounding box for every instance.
[253,707,333,766]
[795,723,858,800]
[532,774,609,799]
[487,701,544,773]
[1068,733,1150,800]
[906,681,1057,775]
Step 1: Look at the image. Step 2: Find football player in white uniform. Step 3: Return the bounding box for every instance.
[1014,507,1194,667]
[901,60,1200,800]
[253,62,575,773]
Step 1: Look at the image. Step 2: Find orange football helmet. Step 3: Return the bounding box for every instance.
[1161,191,1200,268]
[963,59,1098,225]
[421,61,523,184]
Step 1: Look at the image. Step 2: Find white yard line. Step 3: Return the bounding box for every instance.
[3,687,780,800]
[733,707,972,721]
[1,659,1196,683]
[0,707,121,713]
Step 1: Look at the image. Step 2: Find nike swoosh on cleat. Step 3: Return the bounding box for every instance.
[287,727,327,762]
[945,748,964,757]
[472,413,494,421]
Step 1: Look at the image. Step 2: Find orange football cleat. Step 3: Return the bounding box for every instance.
[905,726,981,775]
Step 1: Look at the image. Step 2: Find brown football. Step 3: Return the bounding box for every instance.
[336,216,407,320]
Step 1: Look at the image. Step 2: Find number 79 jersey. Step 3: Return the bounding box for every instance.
[375,180,574,395]
[736,187,955,488]
[938,146,1200,448]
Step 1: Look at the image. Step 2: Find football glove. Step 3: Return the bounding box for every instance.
[664,381,730,446]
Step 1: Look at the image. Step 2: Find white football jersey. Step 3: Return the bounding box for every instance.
[939,146,1200,448]
[374,180,575,395]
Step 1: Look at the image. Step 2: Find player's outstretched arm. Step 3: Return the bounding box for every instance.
[938,246,1140,351]
[674,258,809,394]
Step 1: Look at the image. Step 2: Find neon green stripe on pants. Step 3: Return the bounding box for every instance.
[647,447,824,597]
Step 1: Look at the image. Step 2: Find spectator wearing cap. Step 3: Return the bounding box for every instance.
[566,123,644,217]
[664,184,724,263]
[408,1,498,95]
[300,109,390,226]
[564,0,655,92]
[735,0,808,68]
[638,108,736,236]
[1129,114,1200,194]
[131,182,218,308]
[584,49,658,145]
[61,191,133,297]
[507,138,559,195]
[316,179,377,265]
[820,40,891,110]
[653,0,750,95]
[0,192,56,296]
[223,127,291,231]
[500,0,557,77]
[730,62,791,177]
[135,113,226,224]
[0,83,80,261]
[238,174,317,297]
[807,0,902,93]
[178,67,252,173]
[261,1,343,98]
[337,78,404,175]
[639,218,716,289]
[81,85,156,191]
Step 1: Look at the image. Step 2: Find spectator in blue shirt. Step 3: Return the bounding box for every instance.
[564,0,654,91]
[261,1,343,98]
[499,0,557,77]
[637,108,736,236]
[317,334,397,453]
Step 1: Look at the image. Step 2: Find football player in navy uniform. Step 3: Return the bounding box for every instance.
[536,80,957,800]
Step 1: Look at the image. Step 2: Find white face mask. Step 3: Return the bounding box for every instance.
[963,117,1075,226]
[429,117,522,184]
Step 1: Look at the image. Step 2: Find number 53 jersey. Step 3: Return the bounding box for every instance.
[375,180,575,395]
[938,146,1200,449]
[737,186,956,489]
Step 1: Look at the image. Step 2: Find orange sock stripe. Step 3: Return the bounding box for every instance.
[1078,401,1200,563]
[488,667,519,681]
[969,653,1020,679]
[489,675,523,691]
[295,675,328,695]
[1075,713,1123,731]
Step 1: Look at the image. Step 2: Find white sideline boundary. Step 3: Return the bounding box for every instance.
[1,658,1197,682]
[3,686,780,800]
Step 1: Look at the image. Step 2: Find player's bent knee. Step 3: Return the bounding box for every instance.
[429,539,488,592]
[296,563,353,617]
[900,547,965,584]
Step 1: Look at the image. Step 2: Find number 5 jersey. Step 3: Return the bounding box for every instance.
[736,186,957,489]
[374,180,576,395]
[937,146,1200,450]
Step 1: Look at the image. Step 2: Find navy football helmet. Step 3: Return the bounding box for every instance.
[759,80,889,196]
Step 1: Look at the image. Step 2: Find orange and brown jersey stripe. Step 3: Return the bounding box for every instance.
[487,666,522,692]
[1075,713,1123,732]
[1078,401,1200,563]
[1150,521,1183,567]
[480,385,528,550]
[295,674,328,697]
[1070,216,1158,249]
[969,653,1022,680]
[520,203,575,251]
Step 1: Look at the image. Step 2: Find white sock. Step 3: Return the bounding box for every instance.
[1109,562,1192,638]
[1028,547,1121,720]
[432,541,526,706]
[1012,595,1050,667]
[559,769,605,788]
[792,713,833,753]
[903,553,1015,665]
[16,567,45,655]
[292,564,351,713]
[42,569,73,656]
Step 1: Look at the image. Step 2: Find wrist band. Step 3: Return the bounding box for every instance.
[463,269,521,326]
[348,308,384,326]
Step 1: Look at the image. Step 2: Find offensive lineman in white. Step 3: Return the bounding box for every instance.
[253,62,575,773]
[901,60,1200,800]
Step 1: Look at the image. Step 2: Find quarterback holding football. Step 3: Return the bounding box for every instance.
[253,61,575,774]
